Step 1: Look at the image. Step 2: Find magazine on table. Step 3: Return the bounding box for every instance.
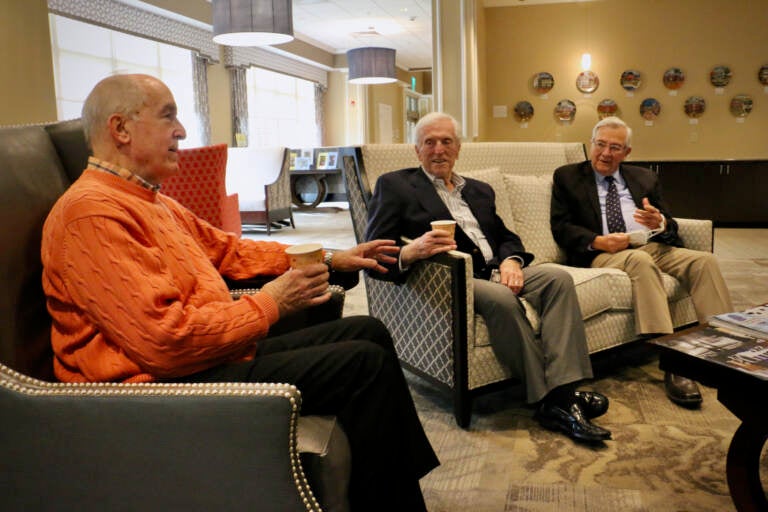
[648,326,768,380]
[708,304,768,339]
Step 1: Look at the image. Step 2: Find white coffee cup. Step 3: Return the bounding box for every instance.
[285,243,323,268]
[430,220,457,238]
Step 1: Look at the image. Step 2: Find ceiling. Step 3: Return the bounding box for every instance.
[292,0,432,71]
[182,0,584,72]
[291,0,582,71]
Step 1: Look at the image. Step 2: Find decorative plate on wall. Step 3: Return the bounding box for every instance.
[532,72,555,94]
[514,101,534,121]
[639,98,661,120]
[730,94,753,117]
[758,65,768,85]
[554,99,577,121]
[620,70,642,91]
[710,65,732,87]
[597,99,618,118]
[684,96,706,118]
[576,71,599,93]
[663,67,685,90]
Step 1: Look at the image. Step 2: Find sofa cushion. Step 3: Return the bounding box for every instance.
[502,174,565,265]
[460,167,516,232]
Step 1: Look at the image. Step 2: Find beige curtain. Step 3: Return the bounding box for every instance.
[192,53,212,146]
[229,66,249,147]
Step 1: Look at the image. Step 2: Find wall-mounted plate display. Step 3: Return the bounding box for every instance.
[576,71,599,93]
[620,70,642,91]
[684,96,706,118]
[730,94,753,117]
[710,65,732,87]
[514,101,534,121]
[639,98,661,120]
[554,99,576,121]
[597,99,618,119]
[758,65,768,86]
[532,72,555,94]
[663,67,685,90]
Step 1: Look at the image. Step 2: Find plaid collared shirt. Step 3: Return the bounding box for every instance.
[87,156,161,193]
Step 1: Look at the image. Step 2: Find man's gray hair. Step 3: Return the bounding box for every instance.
[592,116,632,148]
[413,112,461,146]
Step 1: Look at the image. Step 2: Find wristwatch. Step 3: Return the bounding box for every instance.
[323,251,334,271]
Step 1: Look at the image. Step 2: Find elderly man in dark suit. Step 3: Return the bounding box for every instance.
[364,112,612,444]
[550,116,733,407]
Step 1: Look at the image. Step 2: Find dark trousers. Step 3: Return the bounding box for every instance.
[175,316,439,511]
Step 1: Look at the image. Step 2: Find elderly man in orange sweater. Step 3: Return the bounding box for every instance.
[41,73,438,511]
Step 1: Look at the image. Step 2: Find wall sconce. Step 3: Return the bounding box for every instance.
[581,53,592,71]
[212,0,294,46]
[347,47,397,85]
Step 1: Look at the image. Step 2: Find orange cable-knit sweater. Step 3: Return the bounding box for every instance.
[42,167,290,383]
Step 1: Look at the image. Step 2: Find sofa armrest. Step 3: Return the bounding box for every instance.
[364,249,472,389]
[0,366,320,512]
[676,218,714,252]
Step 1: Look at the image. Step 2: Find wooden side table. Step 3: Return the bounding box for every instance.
[652,325,768,512]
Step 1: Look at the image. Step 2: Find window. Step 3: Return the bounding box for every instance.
[245,67,320,148]
[48,14,204,148]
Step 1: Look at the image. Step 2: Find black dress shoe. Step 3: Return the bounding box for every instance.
[664,372,703,407]
[535,401,612,443]
[574,391,609,419]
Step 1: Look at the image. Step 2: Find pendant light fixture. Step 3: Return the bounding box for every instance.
[212,0,294,47]
[347,47,397,85]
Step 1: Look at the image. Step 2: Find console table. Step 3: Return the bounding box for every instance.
[652,325,768,512]
[290,168,340,208]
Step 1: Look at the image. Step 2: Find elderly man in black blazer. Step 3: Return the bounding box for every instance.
[550,116,733,407]
[364,112,612,444]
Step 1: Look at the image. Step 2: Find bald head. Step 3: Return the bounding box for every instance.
[80,73,186,184]
[82,74,160,148]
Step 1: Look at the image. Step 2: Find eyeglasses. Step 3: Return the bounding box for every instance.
[592,139,626,154]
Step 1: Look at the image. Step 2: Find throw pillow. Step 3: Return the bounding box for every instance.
[460,167,516,232]
[502,174,565,265]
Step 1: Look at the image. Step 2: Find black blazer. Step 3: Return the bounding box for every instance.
[364,167,533,281]
[550,160,683,268]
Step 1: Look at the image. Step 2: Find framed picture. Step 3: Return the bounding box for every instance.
[288,149,300,170]
[293,148,313,170]
[317,151,338,170]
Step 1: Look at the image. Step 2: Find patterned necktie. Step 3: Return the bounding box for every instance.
[605,176,627,233]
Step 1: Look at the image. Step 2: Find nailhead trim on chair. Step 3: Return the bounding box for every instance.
[0,363,322,512]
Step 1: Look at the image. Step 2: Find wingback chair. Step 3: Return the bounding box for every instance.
[162,143,242,237]
[229,146,295,235]
[0,119,352,512]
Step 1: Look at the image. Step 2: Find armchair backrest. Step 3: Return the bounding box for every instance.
[0,119,89,380]
[227,146,292,214]
[163,143,232,226]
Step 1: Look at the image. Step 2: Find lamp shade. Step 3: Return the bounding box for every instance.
[212,0,294,46]
[347,47,397,85]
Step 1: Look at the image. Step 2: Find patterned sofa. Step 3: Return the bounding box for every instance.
[344,142,713,427]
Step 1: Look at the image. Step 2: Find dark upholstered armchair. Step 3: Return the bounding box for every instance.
[0,119,351,512]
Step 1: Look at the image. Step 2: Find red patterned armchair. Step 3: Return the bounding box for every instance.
[163,143,242,237]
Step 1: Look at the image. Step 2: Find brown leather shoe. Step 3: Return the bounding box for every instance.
[664,372,702,407]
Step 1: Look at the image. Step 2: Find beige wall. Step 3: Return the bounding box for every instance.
[482,0,768,160]
[0,0,57,125]
[367,83,407,143]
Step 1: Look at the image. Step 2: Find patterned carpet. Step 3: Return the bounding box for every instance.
[246,210,768,512]
[413,347,742,512]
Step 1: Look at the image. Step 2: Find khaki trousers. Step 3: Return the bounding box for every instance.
[591,242,733,334]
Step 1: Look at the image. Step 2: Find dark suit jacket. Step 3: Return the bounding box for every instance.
[364,167,533,281]
[550,160,684,268]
